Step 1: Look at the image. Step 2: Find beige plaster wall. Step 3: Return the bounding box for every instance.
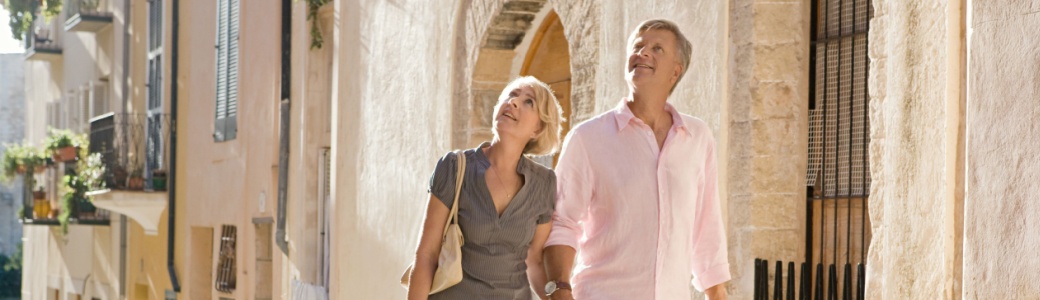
[866,0,964,298]
[175,0,283,299]
[963,1,1040,298]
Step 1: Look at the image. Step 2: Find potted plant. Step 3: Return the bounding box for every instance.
[45,128,83,163]
[127,168,144,190]
[1,143,26,180]
[32,186,50,219]
[151,168,167,191]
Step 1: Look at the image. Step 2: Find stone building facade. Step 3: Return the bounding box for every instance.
[0,53,25,257]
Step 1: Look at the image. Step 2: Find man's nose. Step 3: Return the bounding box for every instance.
[636,47,650,57]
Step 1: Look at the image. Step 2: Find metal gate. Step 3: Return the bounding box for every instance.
[756,0,873,299]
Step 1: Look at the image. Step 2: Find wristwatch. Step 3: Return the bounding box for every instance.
[544,280,571,296]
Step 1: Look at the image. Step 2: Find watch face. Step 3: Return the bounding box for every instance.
[545,281,557,294]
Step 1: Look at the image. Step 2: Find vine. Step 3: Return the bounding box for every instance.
[306,0,331,49]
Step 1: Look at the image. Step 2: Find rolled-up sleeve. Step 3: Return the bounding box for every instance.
[689,137,731,291]
[544,132,592,251]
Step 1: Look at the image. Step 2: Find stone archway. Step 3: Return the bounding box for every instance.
[452,0,599,151]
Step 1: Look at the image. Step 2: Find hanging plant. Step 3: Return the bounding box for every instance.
[1,0,62,41]
[307,0,331,49]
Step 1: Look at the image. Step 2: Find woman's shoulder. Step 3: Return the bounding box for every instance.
[520,156,556,182]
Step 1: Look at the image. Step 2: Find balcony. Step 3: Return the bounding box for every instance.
[25,29,62,61]
[65,0,113,32]
[86,113,171,235]
[20,167,112,227]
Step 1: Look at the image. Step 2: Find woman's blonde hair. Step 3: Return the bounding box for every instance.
[493,76,565,156]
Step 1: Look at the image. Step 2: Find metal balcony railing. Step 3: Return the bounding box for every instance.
[65,0,113,32]
[89,113,171,192]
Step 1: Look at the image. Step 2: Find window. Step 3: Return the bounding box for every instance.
[146,0,165,180]
[215,224,237,293]
[804,0,872,298]
[214,0,239,142]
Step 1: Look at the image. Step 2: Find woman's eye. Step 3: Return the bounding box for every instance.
[524,99,535,106]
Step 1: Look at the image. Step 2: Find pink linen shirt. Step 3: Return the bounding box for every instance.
[545,99,731,299]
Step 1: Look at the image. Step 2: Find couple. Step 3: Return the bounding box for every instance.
[407,19,730,300]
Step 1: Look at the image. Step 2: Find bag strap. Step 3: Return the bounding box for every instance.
[441,150,466,237]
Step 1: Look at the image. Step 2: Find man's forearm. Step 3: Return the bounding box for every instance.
[543,245,576,282]
[704,283,727,300]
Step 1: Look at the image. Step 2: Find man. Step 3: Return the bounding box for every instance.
[542,19,730,300]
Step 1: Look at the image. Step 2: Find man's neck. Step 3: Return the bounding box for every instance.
[627,93,671,131]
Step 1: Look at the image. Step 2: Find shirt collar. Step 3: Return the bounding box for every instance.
[475,141,530,174]
[612,98,691,137]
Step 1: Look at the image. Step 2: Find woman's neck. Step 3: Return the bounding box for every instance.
[485,138,523,172]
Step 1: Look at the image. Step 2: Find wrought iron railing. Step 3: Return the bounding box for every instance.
[89,113,170,191]
[65,0,113,21]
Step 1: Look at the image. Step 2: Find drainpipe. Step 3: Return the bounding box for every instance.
[119,0,130,297]
[275,0,291,255]
[167,0,181,292]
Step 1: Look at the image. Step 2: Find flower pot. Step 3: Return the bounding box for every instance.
[33,199,51,219]
[128,176,145,190]
[53,146,77,162]
[33,190,46,200]
[152,177,167,191]
[77,199,97,219]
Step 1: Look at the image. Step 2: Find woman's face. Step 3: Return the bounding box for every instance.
[493,85,543,142]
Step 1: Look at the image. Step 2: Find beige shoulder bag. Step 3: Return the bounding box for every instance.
[400,150,466,294]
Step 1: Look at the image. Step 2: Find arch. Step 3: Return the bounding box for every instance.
[453,0,599,153]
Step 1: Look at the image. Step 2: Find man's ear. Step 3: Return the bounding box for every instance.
[671,64,682,85]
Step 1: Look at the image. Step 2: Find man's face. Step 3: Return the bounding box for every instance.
[625,29,682,94]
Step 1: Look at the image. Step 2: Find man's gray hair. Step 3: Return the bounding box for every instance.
[628,19,693,93]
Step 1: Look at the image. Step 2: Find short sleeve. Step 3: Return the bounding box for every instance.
[427,151,459,209]
[536,171,557,224]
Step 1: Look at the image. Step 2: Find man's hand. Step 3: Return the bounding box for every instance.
[548,289,574,300]
[704,283,727,300]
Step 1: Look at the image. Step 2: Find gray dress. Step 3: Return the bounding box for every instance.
[427,144,556,300]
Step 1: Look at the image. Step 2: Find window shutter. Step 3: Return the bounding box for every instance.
[225,0,239,140]
[214,0,228,141]
[214,0,238,141]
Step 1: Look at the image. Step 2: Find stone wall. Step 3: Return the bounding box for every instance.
[866,0,964,298]
[727,0,809,298]
[963,1,1040,297]
[0,54,25,256]
[332,1,730,298]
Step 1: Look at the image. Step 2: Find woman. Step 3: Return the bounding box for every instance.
[407,76,565,300]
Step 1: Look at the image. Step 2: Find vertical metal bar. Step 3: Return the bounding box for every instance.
[827,264,837,300]
[814,263,823,300]
[857,263,865,300]
[775,261,784,300]
[807,0,820,267]
[801,262,810,300]
[843,263,852,300]
[833,0,843,271]
[861,0,871,267]
[846,0,856,266]
[788,262,796,300]
[820,0,831,268]
[755,259,762,300]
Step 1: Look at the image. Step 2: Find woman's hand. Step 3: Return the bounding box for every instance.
[406,194,451,300]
